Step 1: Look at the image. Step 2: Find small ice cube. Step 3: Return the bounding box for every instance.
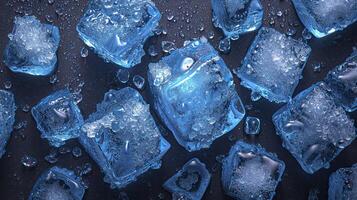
[4,16,60,76]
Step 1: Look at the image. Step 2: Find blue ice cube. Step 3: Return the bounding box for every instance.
[77,0,161,68]
[273,82,356,174]
[163,158,211,200]
[244,116,261,135]
[221,141,285,200]
[79,87,170,188]
[291,0,357,38]
[325,51,357,112]
[28,167,86,200]
[211,0,263,39]
[3,16,60,76]
[31,89,84,147]
[328,164,357,200]
[0,90,16,158]
[237,27,311,103]
[147,37,245,152]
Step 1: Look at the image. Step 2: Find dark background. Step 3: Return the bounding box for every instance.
[0,0,356,199]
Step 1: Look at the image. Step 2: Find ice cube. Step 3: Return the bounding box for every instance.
[3,16,60,76]
[244,116,261,135]
[31,89,84,147]
[147,37,245,152]
[291,0,357,38]
[325,51,357,112]
[28,167,86,200]
[0,90,16,158]
[79,87,170,188]
[221,141,285,200]
[237,27,311,103]
[211,0,264,39]
[273,82,356,174]
[163,158,211,200]
[328,164,357,200]
[77,0,161,68]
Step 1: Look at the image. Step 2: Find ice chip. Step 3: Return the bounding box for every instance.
[221,141,285,200]
[77,0,161,68]
[31,89,84,147]
[211,0,263,39]
[3,16,60,76]
[148,37,245,152]
[273,82,356,174]
[79,87,170,188]
[291,0,357,38]
[328,164,357,200]
[28,167,86,200]
[0,90,16,158]
[237,27,311,103]
[325,51,357,112]
[163,158,211,200]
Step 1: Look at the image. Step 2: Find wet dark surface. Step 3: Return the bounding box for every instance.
[0,0,356,199]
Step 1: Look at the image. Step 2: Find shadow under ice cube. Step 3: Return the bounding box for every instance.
[0,90,16,158]
[237,27,311,103]
[3,16,60,76]
[329,164,357,200]
[79,87,170,188]
[77,0,161,68]
[31,89,84,147]
[148,37,245,152]
[163,158,211,200]
[211,0,263,39]
[291,0,357,38]
[273,82,356,174]
[221,141,285,200]
[28,167,86,200]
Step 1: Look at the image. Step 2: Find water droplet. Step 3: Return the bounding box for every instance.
[80,47,89,58]
[218,37,231,54]
[72,146,82,158]
[161,41,177,53]
[133,75,145,90]
[21,155,37,168]
[116,69,130,83]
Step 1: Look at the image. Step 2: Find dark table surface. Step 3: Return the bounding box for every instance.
[0,0,356,199]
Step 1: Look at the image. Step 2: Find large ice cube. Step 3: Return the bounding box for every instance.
[79,87,170,188]
[221,141,285,200]
[291,0,357,38]
[237,27,311,103]
[328,164,357,200]
[325,51,357,112]
[3,16,60,76]
[211,0,263,39]
[163,158,211,200]
[273,82,356,174]
[77,0,161,68]
[0,90,16,158]
[147,37,245,152]
[31,89,84,147]
[28,167,86,200]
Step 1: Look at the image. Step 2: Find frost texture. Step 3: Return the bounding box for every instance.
[273,82,356,174]
[0,90,16,158]
[329,164,357,200]
[148,37,245,152]
[163,158,211,200]
[79,87,170,188]
[31,89,84,147]
[237,27,311,103]
[3,16,60,76]
[221,141,285,200]
[28,167,86,200]
[291,0,357,38]
[325,51,357,112]
[211,0,263,38]
[77,0,161,68]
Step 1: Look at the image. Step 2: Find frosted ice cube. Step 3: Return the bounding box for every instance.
[148,37,245,152]
[79,87,170,188]
[237,27,311,103]
[4,16,60,76]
